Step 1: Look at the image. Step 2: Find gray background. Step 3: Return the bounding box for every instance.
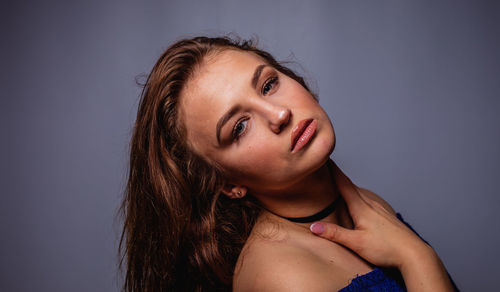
[2,0,499,291]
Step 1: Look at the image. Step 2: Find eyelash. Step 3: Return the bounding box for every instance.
[262,76,279,95]
[232,117,249,140]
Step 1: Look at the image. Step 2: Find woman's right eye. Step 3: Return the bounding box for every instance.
[232,118,248,140]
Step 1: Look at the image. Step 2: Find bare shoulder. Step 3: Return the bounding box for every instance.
[357,186,397,215]
[233,230,341,292]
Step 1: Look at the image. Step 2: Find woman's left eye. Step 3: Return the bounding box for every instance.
[262,76,279,95]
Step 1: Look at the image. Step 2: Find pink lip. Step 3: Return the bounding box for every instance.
[290,119,317,153]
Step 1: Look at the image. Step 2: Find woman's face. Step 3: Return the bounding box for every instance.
[179,49,335,196]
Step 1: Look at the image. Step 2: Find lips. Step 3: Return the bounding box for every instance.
[290,119,317,153]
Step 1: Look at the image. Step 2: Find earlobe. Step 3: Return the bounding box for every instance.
[221,184,247,199]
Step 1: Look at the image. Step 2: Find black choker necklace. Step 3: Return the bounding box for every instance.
[279,195,341,223]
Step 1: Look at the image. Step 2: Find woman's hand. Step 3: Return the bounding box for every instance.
[310,163,428,268]
[310,163,455,291]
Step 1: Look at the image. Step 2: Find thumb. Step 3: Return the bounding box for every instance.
[310,222,357,247]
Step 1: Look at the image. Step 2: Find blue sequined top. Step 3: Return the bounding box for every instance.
[338,213,459,292]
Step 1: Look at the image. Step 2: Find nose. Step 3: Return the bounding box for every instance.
[251,98,291,134]
[268,106,291,134]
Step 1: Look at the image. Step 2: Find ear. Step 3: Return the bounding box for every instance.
[221,184,247,199]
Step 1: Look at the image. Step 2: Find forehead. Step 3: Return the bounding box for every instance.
[179,49,265,152]
[188,49,263,95]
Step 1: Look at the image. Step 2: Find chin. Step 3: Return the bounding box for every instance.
[319,127,336,158]
[303,134,335,174]
[317,117,336,155]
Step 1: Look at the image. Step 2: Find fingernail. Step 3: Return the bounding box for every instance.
[310,222,325,235]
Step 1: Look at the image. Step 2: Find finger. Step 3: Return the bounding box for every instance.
[368,197,391,213]
[332,162,364,214]
[356,189,381,210]
[356,188,392,215]
[310,221,358,248]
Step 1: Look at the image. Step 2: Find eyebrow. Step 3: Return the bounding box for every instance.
[252,64,267,89]
[216,105,241,144]
[215,64,267,145]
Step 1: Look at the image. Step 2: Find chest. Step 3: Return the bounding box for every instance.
[298,234,375,288]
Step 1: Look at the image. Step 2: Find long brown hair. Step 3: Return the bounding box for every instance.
[119,36,315,291]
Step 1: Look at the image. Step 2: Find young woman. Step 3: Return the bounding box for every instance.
[120,36,458,291]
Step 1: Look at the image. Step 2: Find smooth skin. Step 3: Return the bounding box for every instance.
[180,49,337,211]
[310,163,455,292]
[233,163,454,291]
[179,49,454,291]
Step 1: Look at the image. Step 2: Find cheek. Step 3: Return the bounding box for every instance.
[238,137,278,167]
[221,136,286,180]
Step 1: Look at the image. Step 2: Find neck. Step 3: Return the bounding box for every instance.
[254,159,342,225]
